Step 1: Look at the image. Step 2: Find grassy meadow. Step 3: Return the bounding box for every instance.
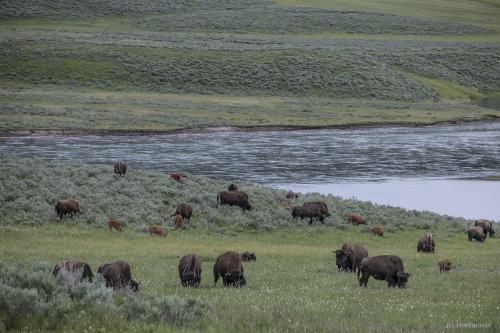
[0,155,499,331]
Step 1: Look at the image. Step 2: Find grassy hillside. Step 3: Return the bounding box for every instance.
[0,155,499,331]
[1,0,500,131]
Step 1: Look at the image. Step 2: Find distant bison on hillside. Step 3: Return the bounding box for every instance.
[285,190,298,199]
[170,173,187,182]
[55,200,80,220]
[292,205,323,225]
[474,219,495,238]
[217,191,252,211]
[114,161,127,176]
[347,214,366,225]
[107,219,122,232]
[179,253,202,287]
[53,260,93,282]
[171,202,193,223]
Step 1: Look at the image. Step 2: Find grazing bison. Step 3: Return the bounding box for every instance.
[178,253,202,287]
[292,205,324,225]
[149,225,167,237]
[174,215,184,229]
[239,251,256,262]
[304,201,331,219]
[372,226,384,237]
[98,260,139,291]
[107,220,122,232]
[347,214,366,225]
[417,233,435,253]
[114,161,127,176]
[53,260,93,282]
[468,226,486,242]
[333,242,368,273]
[55,200,80,220]
[475,219,495,237]
[227,182,239,191]
[217,191,252,211]
[213,251,246,287]
[170,173,187,182]
[285,190,298,199]
[358,255,410,288]
[171,202,193,223]
[438,258,452,273]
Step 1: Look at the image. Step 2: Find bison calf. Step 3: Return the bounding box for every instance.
[179,253,202,287]
[98,260,139,291]
[55,200,80,220]
[174,215,184,229]
[213,251,246,287]
[149,225,167,237]
[438,258,452,272]
[372,226,384,237]
[170,173,187,182]
[53,260,93,282]
[347,214,366,225]
[108,220,122,232]
[114,161,127,176]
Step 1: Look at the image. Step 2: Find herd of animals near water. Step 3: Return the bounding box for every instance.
[51,161,495,290]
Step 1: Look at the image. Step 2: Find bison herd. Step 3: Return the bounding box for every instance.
[51,162,495,290]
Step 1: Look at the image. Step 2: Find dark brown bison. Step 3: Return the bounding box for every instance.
[372,226,384,237]
[285,190,298,199]
[107,220,122,232]
[227,182,239,191]
[474,219,495,237]
[292,205,324,225]
[53,260,93,282]
[438,258,452,273]
[417,233,435,253]
[171,202,193,223]
[170,173,187,182]
[149,225,167,237]
[347,214,366,225]
[174,215,183,229]
[358,255,410,288]
[97,260,139,291]
[239,251,256,262]
[333,242,368,273]
[114,161,127,176]
[55,200,80,220]
[468,226,486,242]
[213,251,246,287]
[217,191,252,211]
[304,201,331,219]
[178,253,202,287]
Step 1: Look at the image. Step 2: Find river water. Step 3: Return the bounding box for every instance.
[1,121,499,220]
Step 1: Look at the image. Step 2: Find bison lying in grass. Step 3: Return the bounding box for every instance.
[53,260,93,282]
[98,260,139,291]
[179,253,202,287]
[213,251,246,287]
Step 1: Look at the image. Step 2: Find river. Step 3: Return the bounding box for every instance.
[1,121,499,220]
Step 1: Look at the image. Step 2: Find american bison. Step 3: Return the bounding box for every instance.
[114,161,127,176]
[170,173,187,182]
[304,201,331,219]
[438,258,452,272]
[285,190,298,199]
[227,182,239,191]
[475,219,495,237]
[149,225,167,237]
[178,253,202,287]
[372,226,384,237]
[239,251,256,262]
[292,205,324,225]
[333,242,368,273]
[417,233,435,253]
[53,260,94,282]
[174,215,184,229]
[347,214,366,225]
[217,191,252,211]
[358,255,410,288]
[107,220,122,232]
[97,260,139,291]
[55,200,80,220]
[468,226,486,242]
[171,202,193,223]
[213,251,246,287]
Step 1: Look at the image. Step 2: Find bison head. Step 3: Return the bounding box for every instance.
[396,272,410,288]
[181,272,199,287]
[333,250,349,271]
[223,270,246,287]
[129,280,140,292]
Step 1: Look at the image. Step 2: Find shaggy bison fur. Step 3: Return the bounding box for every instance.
[114,161,127,176]
[149,225,167,237]
[227,182,239,191]
[304,201,331,219]
[98,260,139,291]
[474,219,495,237]
[178,253,202,287]
[292,205,324,225]
[468,226,486,242]
[217,191,252,211]
[55,200,80,220]
[53,260,94,282]
[358,255,410,288]
[171,202,193,223]
[417,233,435,253]
[333,242,368,273]
[213,251,246,287]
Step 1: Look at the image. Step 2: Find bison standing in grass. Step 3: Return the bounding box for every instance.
[55,200,80,220]
[174,215,184,229]
[171,202,193,223]
[438,258,452,272]
[149,225,167,237]
[213,251,246,287]
[417,233,435,253]
[178,253,202,287]
[347,214,366,225]
[468,226,486,242]
[217,191,252,211]
[292,205,324,225]
[114,161,127,176]
[333,242,368,273]
[53,260,93,282]
[372,226,384,237]
[358,255,410,288]
[98,260,139,291]
[474,219,495,238]
[107,220,122,232]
